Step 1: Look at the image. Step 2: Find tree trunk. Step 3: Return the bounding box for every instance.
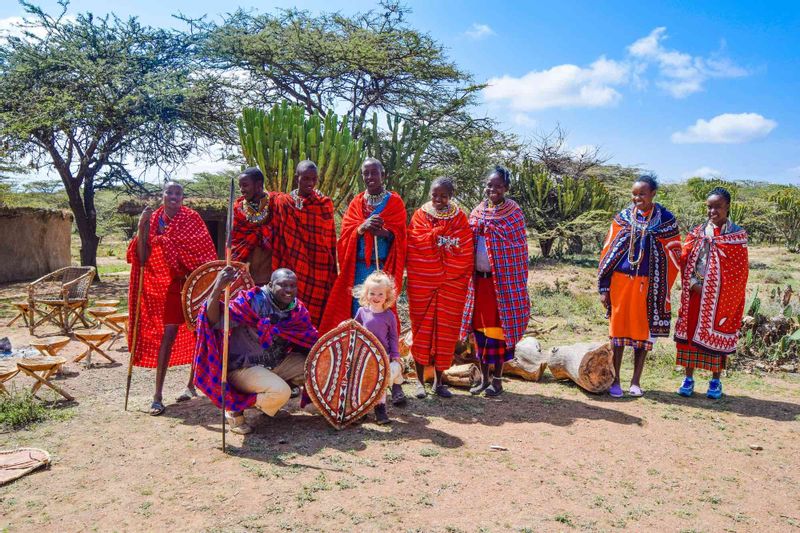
[61,172,99,270]
[566,235,583,254]
[421,364,480,388]
[505,337,548,381]
[547,342,614,393]
[539,237,554,258]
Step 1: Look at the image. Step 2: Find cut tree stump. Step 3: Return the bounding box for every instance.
[547,342,614,393]
[505,337,548,381]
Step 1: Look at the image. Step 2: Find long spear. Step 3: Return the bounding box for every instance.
[220,178,235,452]
[124,265,145,410]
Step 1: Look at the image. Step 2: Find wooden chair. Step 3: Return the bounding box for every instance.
[16,357,74,401]
[6,301,31,328]
[27,266,96,335]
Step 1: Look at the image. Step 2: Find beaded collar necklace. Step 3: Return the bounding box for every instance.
[627,206,654,269]
[423,201,458,220]
[290,189,320,210]
[242,193,269,224]
[486,198,506,209]
[365,189,389,206]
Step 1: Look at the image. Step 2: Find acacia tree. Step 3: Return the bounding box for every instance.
[205,1,480,139]
[0,1,233,267]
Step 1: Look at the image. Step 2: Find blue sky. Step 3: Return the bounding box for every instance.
[2,0,799,184]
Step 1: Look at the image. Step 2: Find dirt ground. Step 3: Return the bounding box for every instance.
[2,248,800,532]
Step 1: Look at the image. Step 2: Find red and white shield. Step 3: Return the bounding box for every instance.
[305,320,390,430]
[181,260,254,329]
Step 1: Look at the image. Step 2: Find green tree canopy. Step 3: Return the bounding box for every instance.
[0,1,233,267]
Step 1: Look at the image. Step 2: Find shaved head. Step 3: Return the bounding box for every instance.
[271,268,297,283]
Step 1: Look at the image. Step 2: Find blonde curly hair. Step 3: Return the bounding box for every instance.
[352,271,397,311]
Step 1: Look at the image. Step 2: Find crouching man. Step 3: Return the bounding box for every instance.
[193,266,318,434]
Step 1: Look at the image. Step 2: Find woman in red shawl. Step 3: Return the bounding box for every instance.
[127,182,216,416]
[407,177,474,399]
[319,158,407,333]
[271,160,338,328]
[459,166,530,397]
[675,187,748,399]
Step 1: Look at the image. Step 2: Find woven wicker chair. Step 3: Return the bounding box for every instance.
[27,266,96,335]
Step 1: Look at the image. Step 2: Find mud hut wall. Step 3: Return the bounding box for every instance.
[0,208,73,282]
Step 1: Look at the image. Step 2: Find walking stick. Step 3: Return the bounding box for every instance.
[124,263,145,411]
[220,178,235,452]
[373,235,381,271]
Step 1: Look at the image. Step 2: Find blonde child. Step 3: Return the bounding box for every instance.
[353,271,406,425]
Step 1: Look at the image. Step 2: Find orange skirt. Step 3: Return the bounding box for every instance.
[609,272,651,343]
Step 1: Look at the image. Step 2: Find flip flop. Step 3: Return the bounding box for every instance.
[609,383,623,398]
[176,387,198,402]
[629,385,644,397]
[149,401,165,416]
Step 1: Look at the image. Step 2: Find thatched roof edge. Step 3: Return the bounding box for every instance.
[0,206,73,220]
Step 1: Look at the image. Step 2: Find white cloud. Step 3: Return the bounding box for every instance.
[484,26,747,112]
[511,113,537,127]
[683,166,722,179]
[628,27,747,98]
[671,113,777,144]
[484,56,628,111]
[464,23,495,40]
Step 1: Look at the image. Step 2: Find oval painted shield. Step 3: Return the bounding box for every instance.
[181,260,254,329]
[305,320,390,430]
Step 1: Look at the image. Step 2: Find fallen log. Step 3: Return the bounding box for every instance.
[421,363,480,388]
[505,337,548,381]
[547,342,614,393]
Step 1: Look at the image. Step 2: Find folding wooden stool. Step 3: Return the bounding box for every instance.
[6,301,31,328]
[104,312,129,348]
[87,306,119,330]
[73,329,116,367]
[93,299,120,308]
[30,336,71,358]
[0,364,19,396]
[16,357,74,401]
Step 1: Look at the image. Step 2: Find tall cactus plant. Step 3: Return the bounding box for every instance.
[237,101,365,210]
[362,112,432,213]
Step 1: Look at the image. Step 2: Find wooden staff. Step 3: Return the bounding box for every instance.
[220,178,235,452]
[124,264,144,411]
[373,235,380,271]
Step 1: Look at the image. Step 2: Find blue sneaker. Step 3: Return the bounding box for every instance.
[707,379,723,399]
[677,377,694,397]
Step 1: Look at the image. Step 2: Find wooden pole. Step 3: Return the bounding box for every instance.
[220,178,235,452]
[124,265,145,411]
[373,235,380,271]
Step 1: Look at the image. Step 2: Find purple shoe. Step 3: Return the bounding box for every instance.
[609,383,623,398]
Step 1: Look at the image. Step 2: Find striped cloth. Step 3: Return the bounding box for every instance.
[271,190,338,327]
[406,202,474,371]
[126,206,216,368]
[459,199,530,348]
[193,287,318,411]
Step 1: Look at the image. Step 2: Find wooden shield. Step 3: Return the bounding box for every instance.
[181,260,255,329]
[305,320,390,430]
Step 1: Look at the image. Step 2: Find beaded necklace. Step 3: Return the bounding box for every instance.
[423,201,458,220]
[486,198,506,209]
[290,189,321,210]
[365,189,389,207]
[627,206,654,270]
[241,194,270,224]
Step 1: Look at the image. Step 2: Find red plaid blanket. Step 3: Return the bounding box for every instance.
[126,206,216,368]
[459,200,530,347]
[271,191,338,327]
[407,203,474,370]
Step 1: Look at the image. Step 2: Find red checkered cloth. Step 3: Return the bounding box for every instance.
[193,287,318,411]
[231,194,273,263]
[126,206,216,368]
[406,203,474,371]
[319,191,407,334]
[271,191,338,328]
[611,337,654,351]
[459,199,530,348]
[674,222,748,355]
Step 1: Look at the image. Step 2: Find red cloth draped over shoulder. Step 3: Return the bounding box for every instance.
[271,191,338,327]
[406,203,474,371]
[231,193,273,262]
[127,206,216,368]
[674,223,749,354]
[319,191,407,333]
